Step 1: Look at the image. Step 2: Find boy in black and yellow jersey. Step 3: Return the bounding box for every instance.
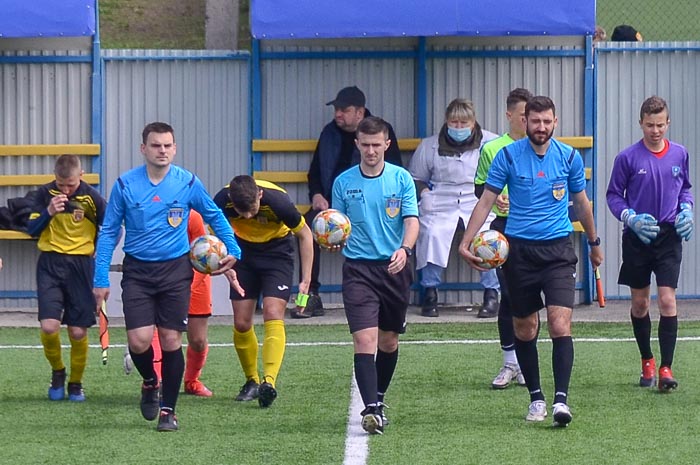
[213,175,314,407]
[27,154,106,402]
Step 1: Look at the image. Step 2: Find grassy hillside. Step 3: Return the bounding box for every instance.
[99,0,206,49]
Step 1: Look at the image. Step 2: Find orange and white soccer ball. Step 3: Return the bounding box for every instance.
[189,234,227,274]
[469,230,509,269]
[311,209,352,250]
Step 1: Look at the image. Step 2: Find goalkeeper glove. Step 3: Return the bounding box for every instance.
[621,208,660,245]
[675,203,693,241]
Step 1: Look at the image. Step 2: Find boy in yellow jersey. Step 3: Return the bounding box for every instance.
[213,175,314,407]
[27,154,106,401]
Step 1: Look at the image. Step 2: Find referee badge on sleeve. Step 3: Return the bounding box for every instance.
[552,181,566,201]
[385,197,401,218]
[168,208,184,227]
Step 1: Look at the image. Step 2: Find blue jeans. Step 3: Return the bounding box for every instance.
[419,262,499,290]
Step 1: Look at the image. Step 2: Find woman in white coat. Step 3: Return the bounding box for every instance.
[408,99,500,317]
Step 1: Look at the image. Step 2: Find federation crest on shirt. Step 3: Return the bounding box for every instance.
[385,197,401,218]
[72,209,84,222]
[552,181,566,201]
[672,165,681,177]
[168,207,184,227]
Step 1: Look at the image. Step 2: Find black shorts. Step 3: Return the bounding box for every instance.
[503,235,578,317]
[229,235,294,302]
[618,224,682,289]
[37,252,96,328]
[121,254,193,331]
[342,259,413,334]
[489,215,507,235]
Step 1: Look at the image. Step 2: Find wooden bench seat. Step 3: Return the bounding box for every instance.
[252,136,595,224]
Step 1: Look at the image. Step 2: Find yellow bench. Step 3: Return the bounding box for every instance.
[252,136,594,220]
[0,144,101,239]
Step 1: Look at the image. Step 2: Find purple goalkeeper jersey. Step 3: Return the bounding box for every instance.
[606,139,693,225]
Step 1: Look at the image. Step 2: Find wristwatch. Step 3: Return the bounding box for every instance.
[400,245,413,256]
[587,237,601,247]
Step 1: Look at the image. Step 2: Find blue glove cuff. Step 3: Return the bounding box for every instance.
[621,208,635,224]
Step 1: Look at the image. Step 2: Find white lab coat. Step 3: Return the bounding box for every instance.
[408,131,498,270]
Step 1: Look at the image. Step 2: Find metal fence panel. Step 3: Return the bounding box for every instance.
[258,38,589,304]
[9,41,698,308]
[595,41,700,299]
[102,49,250,195]
[0,47,92,308]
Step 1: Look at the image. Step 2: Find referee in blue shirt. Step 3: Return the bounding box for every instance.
[332,117,419,435]
[94,122,243,432]
[460,97,603,428]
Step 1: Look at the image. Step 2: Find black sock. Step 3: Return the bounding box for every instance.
[129,345,157,385]
[354,353,377,407]
[498,315,516,351]
[631,313,653,360]
[514,336,543,402]
[552,336,574,405]
[376,348,398,402]
[161,348,185,412]
[658,315,678,368]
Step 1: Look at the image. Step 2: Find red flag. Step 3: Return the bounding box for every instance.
[99,301,109,365]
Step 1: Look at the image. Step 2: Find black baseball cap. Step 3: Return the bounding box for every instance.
[326,86,366,108]
[611,25,642,42]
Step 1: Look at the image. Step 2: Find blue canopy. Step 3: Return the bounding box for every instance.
[252,0,595,39]
[0,0,96,38]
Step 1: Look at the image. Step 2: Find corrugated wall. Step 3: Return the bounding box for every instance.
[5,40,697,309]
[1,49,250,309]
[102,50,250,194]
[427,47,585,136]
[0,45,93,308]
[595,41,700,299]
[101,50,250,316]
[258,38,589,305]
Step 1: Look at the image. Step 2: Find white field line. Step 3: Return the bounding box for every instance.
[343,373,369,465]
[3,336,700,350]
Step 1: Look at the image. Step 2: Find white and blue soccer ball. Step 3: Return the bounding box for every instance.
[189,234,228,274]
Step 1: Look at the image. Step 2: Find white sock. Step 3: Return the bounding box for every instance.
[503,349,518,366]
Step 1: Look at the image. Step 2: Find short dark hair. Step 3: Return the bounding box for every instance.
[525,96,556,118]
[640,96,668,121]
[506,88,532,110]
[228,175,259,212]
[54,154,81,178]
[142,122,175,144]
[356,116,389,139]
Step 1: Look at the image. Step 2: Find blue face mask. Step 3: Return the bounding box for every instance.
[447,126,472,142]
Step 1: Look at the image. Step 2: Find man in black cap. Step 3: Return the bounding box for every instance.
[611,25,643,42]
[294,86,403,318]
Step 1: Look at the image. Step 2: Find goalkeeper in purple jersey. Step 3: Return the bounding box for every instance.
[606,95,694,392]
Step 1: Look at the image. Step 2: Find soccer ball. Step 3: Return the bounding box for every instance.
[311,209,352,250]
[469,230,509,269]
[189,235,227,274]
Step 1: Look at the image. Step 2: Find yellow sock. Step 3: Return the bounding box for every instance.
[233,327,259,383]
[68,334,88,384]
[40,331,65,371]
[262,320,286,387]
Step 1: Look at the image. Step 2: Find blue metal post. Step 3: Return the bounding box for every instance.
[91,0,104,195]
[582,34,595,305]
[416,36,428,138]
[251,39,262,173]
